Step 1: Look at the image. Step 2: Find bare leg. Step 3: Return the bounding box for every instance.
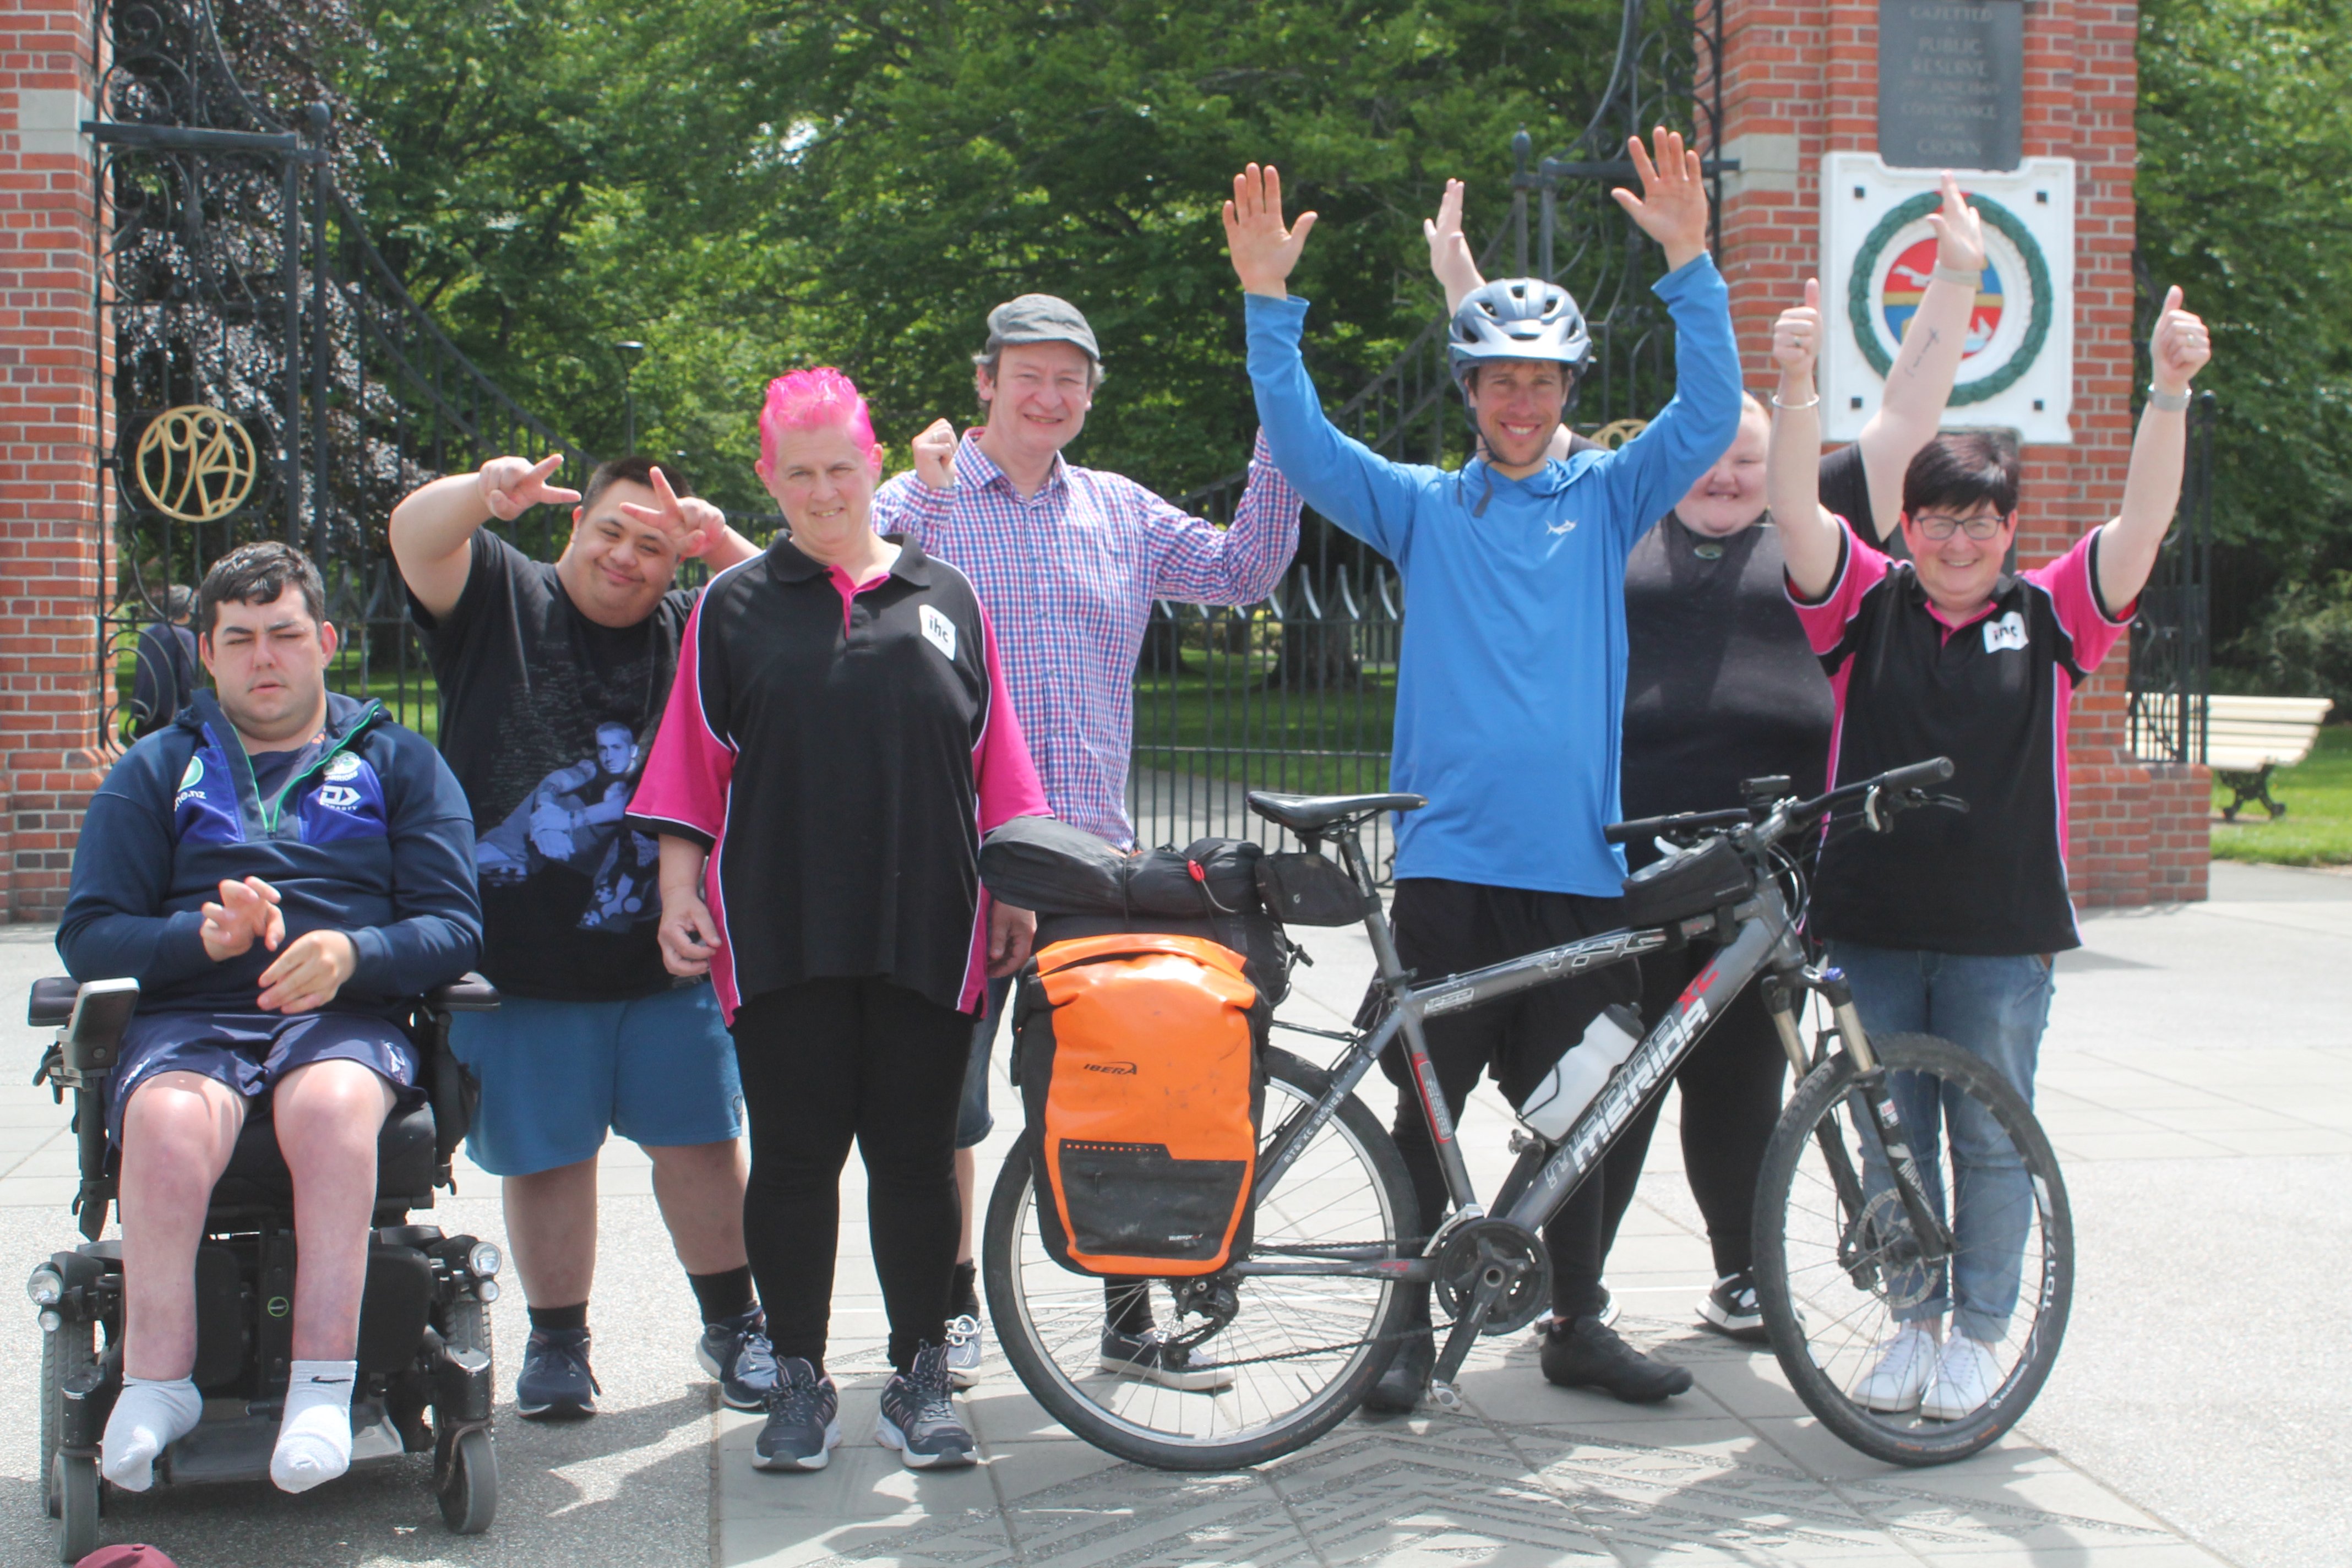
[646,1139,749,1275]
[504,1159,599,1308]
[118,1071,246,1380]
[955,1147,977,1266]
[273,1059,395,1360]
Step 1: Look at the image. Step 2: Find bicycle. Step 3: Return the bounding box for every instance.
[981,757,2072,1471]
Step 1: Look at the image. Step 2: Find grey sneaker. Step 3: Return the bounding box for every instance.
[1697,1271,1770,1344]
[1099,1326,1235,1392]
[752,1357,842,1471]
[944,1313,985,1391]
[875,1343,976,1469]
[516,1327,600,1420]
[698,1308,782,1411]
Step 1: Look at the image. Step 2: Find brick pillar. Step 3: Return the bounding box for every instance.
[1711,0,2198,907]
[0,0,110,924]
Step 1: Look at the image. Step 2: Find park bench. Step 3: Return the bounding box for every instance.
[2207,694,2334,820]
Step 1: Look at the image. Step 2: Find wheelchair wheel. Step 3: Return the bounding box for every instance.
[52,1452,97,1563]
[437,1427,497,1534]
[39,1311,96,1518]
[1752,1031,2073,1467]
[982,1046,1416,1471]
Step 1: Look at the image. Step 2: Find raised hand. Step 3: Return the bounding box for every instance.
[1223,163,1319,300]
[1424,178,1483,309]
[200,875,285,962]
[1610,128,1709,274]
[1927,171,1988,278]
[1773,278,1825,383]
[254,929,357,1014]
[617,464,726,560]
[2150,286,2211,394]
[476,454,581,521]
[911,418,959,491]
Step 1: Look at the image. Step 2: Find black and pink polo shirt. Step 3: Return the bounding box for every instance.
[626,535,1048,1021]
[1788,521,2133,956]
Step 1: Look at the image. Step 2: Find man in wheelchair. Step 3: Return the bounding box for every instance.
[53,542,482,1498]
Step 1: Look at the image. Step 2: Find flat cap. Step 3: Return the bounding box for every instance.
[984,294,1100,362]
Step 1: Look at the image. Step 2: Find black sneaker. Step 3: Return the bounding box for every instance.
[698,1307,783,1411]
[1539,1313,1693,1403]
[1098,1326,1235,1391]
[1697,1271,1770,1344]
[752,1357,842,1471]
[1361,1326,1434,1414]
[1531,1284,1619,1339]
[875,1342,976,1469]
[516,1326,601,1420]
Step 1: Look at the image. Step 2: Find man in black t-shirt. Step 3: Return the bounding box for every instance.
[390,451,774,1422]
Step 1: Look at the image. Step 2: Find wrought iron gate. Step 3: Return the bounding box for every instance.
[1133,0,1728,864]
[2126,390,2215,764]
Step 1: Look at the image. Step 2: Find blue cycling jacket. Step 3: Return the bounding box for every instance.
[58,689,482,1015]
[1245,255,1744,896]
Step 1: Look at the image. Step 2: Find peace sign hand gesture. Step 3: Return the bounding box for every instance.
[1926,171,1988,278]
[476,454,581,521]
[1610,127,1710,274]
[618,465,727,560]
[1223,163,1320,300]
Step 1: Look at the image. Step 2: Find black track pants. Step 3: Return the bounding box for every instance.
[1596,941,1792,1280]
[731,977,973,1375]
[1377,878,1641,1322]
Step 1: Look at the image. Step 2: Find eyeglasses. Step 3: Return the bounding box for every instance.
[1909,511,2009,541]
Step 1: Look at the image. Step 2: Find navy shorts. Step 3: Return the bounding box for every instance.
[954,977,1014,1150]
[106,1009,421,1147]
[448,982,743,1177]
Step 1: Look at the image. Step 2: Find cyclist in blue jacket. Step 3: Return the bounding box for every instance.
[57,541,481,1498]
[1223,132,1743,1408]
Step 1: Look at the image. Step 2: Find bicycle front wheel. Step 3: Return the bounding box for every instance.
[981,1045,1417,1470]
[1753,1031,2072,1467]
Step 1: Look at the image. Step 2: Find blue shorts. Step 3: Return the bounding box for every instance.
[106,1009,420,1147]
[955,977,1014,1150]
[449,982,744,1177]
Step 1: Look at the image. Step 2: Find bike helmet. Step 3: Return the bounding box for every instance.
[1447,279,1592,380]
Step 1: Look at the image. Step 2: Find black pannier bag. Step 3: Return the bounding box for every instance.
[981,818,1294,1005]
[1255,851,1368,927]
[1619,835,1757,928]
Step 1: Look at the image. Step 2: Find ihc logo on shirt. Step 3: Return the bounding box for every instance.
[1983,611,2029,654]
[918,603,958,662]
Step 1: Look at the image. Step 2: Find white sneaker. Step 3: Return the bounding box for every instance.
[1921,1333,2001,1420]
[1852,1326,1938,1413]
[944,1314,985,1391]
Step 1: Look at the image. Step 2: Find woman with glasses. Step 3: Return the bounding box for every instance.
[1769,275,2212,1419]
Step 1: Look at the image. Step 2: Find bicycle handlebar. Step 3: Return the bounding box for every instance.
[1603,808,1749,846]
[1601,757,1959,851]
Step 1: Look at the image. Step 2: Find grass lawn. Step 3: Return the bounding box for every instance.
[2209,723,2352,867]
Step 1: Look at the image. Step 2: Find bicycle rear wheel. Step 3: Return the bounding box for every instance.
[1753,1031,2072,1467]
[981,1045,1415,1470]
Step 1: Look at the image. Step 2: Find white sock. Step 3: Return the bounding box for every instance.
[270,1359,357,1494]
[101,1374,203,1492]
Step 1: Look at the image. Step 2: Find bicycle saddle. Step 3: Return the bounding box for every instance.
[1245,791,1427,834]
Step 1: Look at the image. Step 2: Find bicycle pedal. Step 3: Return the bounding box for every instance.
[1427,1380,1463,1412]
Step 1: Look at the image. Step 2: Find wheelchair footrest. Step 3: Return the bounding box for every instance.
[160,1397,405,1485]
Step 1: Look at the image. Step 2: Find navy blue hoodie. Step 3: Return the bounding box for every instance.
[58,689,482,1017]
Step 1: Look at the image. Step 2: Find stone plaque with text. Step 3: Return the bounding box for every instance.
[1878,0,2023,170]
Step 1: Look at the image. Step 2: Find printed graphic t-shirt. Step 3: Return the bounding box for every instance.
[410,531,692,1000]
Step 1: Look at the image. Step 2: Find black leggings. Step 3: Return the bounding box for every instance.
[1593,941,1791,1279]
[731,977,973,1375]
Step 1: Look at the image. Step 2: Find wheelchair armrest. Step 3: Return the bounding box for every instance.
[425,973,500,1014]
[28,977,81,1029]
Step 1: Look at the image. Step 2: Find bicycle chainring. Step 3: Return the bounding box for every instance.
[1431,1219,1550,1337]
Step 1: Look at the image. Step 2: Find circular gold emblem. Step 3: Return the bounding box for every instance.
[133,405,259,522]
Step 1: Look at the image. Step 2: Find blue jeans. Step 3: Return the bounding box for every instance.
[1826,941,2054,1344]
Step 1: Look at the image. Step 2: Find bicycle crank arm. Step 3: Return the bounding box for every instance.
[1429,1271,1508,1398]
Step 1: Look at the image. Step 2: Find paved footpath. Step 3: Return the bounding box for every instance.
[1,861,2344,1567]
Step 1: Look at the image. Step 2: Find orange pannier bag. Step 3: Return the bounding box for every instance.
[1012,933,1265,1277]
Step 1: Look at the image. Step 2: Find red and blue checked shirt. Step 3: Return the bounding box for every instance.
[870,430,1302,848]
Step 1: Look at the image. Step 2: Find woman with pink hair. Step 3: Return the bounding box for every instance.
[627,368,1047,1474]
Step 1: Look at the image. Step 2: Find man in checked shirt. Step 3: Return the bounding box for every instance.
[870,293,1303,1388]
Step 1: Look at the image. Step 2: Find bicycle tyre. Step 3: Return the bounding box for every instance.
[982,1045,1417,1471]
[1753,1030,2073,1467]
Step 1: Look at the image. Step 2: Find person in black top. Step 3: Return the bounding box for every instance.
[127,585,199,738]
[1427,172,1983,1350]
[629,367,1048,1476]
[390,452,776,1422]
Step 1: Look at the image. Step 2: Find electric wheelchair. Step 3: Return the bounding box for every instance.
[25,973,505,1562]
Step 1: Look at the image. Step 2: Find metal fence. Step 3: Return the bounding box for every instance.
[2126,390,2215,765]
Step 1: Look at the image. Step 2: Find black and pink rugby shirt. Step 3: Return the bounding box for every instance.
[626,535,1048,1021]
[1788,520,2133,956]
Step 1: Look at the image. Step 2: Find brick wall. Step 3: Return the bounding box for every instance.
[0,0,109,923]
[1712,0,2207,907]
